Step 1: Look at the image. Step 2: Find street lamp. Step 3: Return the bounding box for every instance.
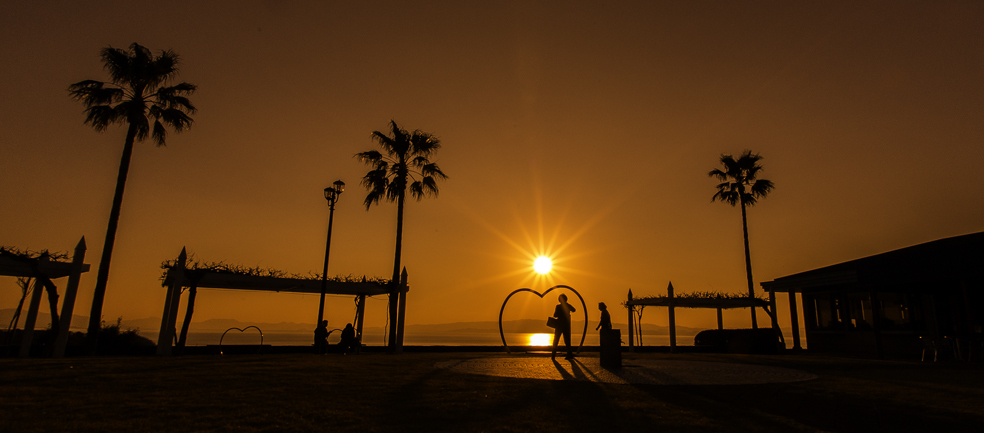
[318,180,345,325]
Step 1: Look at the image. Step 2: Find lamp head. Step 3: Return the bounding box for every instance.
[324,180,345,202]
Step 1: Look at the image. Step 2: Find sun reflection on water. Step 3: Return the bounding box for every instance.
[528,333,552,346]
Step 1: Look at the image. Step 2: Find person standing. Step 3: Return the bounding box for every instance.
[596,302,612,333]
[314,320,329,354]
[551,294,577,360]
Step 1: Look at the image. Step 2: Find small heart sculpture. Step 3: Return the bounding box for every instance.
[498,285,588,354]
[218,326,264,355]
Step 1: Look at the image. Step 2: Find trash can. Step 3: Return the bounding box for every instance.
[600,328,622,369]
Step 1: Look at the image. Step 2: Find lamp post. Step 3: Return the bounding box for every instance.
[318,180,345,325]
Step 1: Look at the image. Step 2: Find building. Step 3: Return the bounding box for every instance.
[761,231,984,358]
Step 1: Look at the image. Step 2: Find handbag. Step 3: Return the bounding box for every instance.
[546,316,560,329]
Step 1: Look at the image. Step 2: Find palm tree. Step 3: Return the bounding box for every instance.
[69,43,196,351]
[709,150,774,328]
[355,120,448,348]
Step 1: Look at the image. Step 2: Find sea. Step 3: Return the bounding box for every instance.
[181,329,694,347]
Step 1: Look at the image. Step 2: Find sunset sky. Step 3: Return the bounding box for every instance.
[2,1,983,335]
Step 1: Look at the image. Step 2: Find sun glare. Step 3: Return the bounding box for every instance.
[528,333,552,346]
[533,256,552,274]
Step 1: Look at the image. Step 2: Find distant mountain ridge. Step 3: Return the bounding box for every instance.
[1,309,704,335]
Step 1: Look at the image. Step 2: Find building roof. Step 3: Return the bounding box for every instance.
[761,231,984,293]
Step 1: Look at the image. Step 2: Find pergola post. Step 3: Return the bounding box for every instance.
[787,291,802,350]
[177,285,198,353]
[43,277,61,350]
[395,268,408,354]
[667,282,677,353]
[355,294,366,344]
[627,289,634,352]
[54,237,87,358]
[387,283,398,352]
[157,248,186,356]
[768,290,784,350]
[18,277,46,358]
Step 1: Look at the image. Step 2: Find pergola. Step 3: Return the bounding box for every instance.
[1,238,90,358]
[624,282,780,352]
[157,248,405,355]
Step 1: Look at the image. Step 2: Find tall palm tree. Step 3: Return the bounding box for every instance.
[355,120,447,347]
[709,150,774,329]
[69,43,196,350]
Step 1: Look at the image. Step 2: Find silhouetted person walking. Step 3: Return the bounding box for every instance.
[314,320,329,354]
[551,294,576,360]
[596,302,612,332]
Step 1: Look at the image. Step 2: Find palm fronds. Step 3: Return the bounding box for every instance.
[355,120,448,209]
[69,43,196,145]
[709,150,774,207]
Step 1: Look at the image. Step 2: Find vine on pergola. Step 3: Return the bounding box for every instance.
[0,246,70,262]
[159,256,389,285]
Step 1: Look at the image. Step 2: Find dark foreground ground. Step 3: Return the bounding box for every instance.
[1,351,982,432]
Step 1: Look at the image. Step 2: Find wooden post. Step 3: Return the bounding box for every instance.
[387,282,399,352]
[667,282,676,353]
[165,280,183,345]
[42,277,61,345]
[157,248,186,356]
[355,294,366,344]
[54,237,86,358]
[157,278,176,354]
[177,285,198,353]
[717,307,724,330]
[788,292,802,350]
[18,277,46,357]
[768,290,784,350]
[395,268,408,354]
[627,289,634,352]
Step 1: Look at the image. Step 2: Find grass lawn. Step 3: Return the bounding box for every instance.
[1,351,982,432]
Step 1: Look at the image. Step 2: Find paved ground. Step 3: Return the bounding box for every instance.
[437,355,818,385]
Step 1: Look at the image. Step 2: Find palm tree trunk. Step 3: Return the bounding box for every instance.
[740,199,758,329]
[388,189,405,351]
[86,123,138,353]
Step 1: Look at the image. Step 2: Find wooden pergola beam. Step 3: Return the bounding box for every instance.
[0,256,89,279]
[161,271,389,296]
[2,239,90,358]
[626,283,777,351]
[155,248,395,355]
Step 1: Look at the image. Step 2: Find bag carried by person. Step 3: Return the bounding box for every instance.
[546,316,559,329]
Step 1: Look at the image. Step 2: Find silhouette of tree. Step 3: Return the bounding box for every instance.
[709,150,774,328]
[355,120,447,346]
[69,43,196,351]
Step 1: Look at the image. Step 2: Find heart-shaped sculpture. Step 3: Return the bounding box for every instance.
[218,326,264,355]
[498,285,588,354]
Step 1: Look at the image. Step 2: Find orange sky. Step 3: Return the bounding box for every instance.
[2,1,983,333]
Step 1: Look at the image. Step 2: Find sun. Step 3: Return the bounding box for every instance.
[533,256,552,274]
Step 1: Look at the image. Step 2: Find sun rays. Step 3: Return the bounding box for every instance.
[451,175,634,291]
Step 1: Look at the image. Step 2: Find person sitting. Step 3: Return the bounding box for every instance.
[338,323,359,354]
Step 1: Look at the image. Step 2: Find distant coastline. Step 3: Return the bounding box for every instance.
[4,308,806,348]
[1,308,703,336]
